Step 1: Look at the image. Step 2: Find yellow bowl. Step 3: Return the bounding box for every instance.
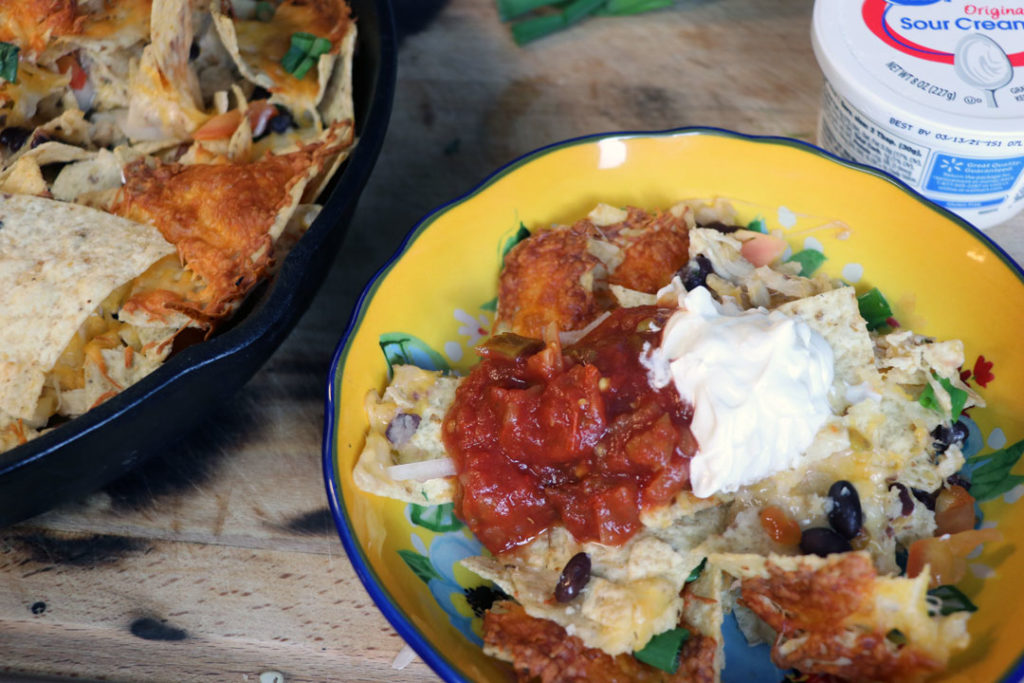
[323,128,1024,682]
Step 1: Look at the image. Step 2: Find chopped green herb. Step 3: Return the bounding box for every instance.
[685,557,706,583]
[857,287,893,331]
[310,36,333,55]
[281,32,332,79]
[501,223,531,262]
[885,628,907,647]
[496,0,562,21]
[927,585,978,616]
[480,297,498,312]
[918,373,968,421]
[966,438,1024,502]
[786,248,826,276]
[746,216,767,234]
[0,42,19,84]
[599,0,674,15]
[564,0,606,25]
[500,0,674,44]
[479,332,545,359]
[633,627,690,673]
[511,13,567,44]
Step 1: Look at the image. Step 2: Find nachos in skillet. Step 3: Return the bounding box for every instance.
[0,0,357,453]
[353,199,1005,682]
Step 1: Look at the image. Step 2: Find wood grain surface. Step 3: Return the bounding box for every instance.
[2,1,1021,681]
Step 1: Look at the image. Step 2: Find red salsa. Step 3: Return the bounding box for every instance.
[442,306,697,555]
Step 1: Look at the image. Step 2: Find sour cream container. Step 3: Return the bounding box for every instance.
[811,0,1024,229]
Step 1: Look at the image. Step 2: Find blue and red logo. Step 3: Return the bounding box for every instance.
[862,0,1024,66]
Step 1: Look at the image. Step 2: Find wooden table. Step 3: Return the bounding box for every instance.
[2,1,1021,681]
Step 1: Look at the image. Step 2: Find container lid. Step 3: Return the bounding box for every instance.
[812,0,1024,134]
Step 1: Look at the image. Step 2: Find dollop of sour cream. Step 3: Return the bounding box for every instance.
[644,286,835,498]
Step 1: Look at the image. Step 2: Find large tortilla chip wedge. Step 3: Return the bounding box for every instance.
[0,194,174,420]
[111,136,343,320]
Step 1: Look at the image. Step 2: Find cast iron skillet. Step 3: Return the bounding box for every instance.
[0,0,397,526]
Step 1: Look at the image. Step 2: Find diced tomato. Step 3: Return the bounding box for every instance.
[456,452,556,554]
[934,485,976,536]
[56,54,88,90]
[246,100,278,138]
[906,528,1001,587]
[192,109,244,140]
[740,233,787,267]
[549,478,641,547]
[759,505,802,546]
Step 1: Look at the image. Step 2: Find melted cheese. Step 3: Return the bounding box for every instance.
[233,0,351,106]
[0,63,70,126]
[0,0,79,57]
[112,149,324,317]
[79,0,152,42]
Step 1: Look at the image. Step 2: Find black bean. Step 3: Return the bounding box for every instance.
[911,487,938,511]
[681,254,714,291]
[189,40,200,60]
[889,482,915,517]
[250,85,271,101]
[800,527,852,557]
[895,545,908,574]
[826,480,862,540]
[947,473,971,492]
[385,413,420,446]
[0,126,31,151]
[464,585,509,618]
[269,108,295,134]
[931,420,968,454]
[554,552,591,603]
[952,420,969,445]
[698,220,744,233]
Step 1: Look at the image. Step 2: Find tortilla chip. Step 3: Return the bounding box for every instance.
[124,0,207,141]
[270,203,322,268]
[777,285,880,396]
[711,551,969,680]
[0,156,48,196]
[301,120,355,201]
[353,365,459,505]
[463,529,698,656]
[681,564,725,680]
[51,149,125,203]
[0,194,174,420]
[211,0,352,123]
[111,139,339,318]
[62,0,152,52]
[0,62,70,129]
[1,140,93,183]
[317,20,356,125]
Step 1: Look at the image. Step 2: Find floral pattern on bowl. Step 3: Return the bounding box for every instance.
[323,127,1024,683]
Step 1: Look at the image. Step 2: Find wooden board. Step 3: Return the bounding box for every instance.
[2,1,1021,680]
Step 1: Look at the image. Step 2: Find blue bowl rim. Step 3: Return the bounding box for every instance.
[322,124,1024,683]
